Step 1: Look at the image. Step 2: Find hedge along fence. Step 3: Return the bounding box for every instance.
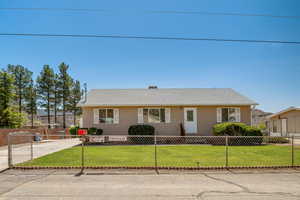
[128,124,155,144]
[213,123,263,145]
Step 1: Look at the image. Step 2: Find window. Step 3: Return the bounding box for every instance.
[187,110,194,121]
[143,108,165,123]
[221,108,238,122]
[99,109,114,124]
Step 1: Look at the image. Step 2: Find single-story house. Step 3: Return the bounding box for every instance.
[77,87,258,136]
[266,107,300,136]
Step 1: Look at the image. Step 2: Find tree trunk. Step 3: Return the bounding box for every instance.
[31,112,34,129]
[73,110,76,126]
[63,98,66,128]
[54,99,57,127]
[47,92,50,128]
[19,95,22,113]
[18,73,22,113]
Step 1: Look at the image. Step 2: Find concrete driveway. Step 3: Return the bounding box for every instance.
[0,138,81,171]
[0,169,300,200]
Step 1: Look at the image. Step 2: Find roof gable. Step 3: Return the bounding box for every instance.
[267,106,300,119]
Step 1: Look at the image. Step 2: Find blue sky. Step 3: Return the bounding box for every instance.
[1,0,299,112]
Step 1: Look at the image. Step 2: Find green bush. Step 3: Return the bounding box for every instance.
[128,124,155,135]
[213,122,263,145]
[128,124,155,144]
[88,127,97,135]
[213,122,262,136]
[213,122,248,136]
[84,127,103,135]
[95,128,103,135]
[69,126,79,135]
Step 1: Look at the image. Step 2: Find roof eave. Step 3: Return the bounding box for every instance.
[77,102,258,108]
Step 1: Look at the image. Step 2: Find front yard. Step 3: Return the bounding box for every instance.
[17,144,300,167]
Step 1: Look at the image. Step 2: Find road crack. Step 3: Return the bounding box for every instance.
[197,173,300,200]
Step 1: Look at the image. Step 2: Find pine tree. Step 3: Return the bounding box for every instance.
[69,80,82,125]
[57,62,72,128]
[7,65,33,113]
[36,65,55,128]
[0,70,15,126]
[26,79,37,128]
[53,74,61,127]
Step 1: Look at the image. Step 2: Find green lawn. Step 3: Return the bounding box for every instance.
[17,145,300,167]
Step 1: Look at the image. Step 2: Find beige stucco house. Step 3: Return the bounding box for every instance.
[77,87,257,136]
[266,107,300,136]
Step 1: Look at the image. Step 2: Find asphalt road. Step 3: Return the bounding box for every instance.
[0,169,300,200]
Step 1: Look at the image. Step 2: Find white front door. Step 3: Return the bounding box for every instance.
[184,108,197,134]
[281,119,287,136]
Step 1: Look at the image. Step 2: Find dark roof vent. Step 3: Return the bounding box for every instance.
[148,85,158,89]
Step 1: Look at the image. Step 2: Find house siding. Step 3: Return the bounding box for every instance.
[82,105,251,136]
[268,110,300,135]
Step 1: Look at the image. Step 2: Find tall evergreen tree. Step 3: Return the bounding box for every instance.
[57,62,72,128]
[7,65,33,113]
[0,70,15,126]
[53,74,61,127]
[26,79,37,128]
[36,65,55,128]
[69,80,82,125]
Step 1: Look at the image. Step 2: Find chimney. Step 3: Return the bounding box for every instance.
[148,85,158,89]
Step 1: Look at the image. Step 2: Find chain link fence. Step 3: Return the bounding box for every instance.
[7,133,300,170]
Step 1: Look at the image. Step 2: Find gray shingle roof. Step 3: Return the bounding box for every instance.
[77,88,258,107]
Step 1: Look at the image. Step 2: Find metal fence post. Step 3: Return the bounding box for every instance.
[7,133,12,168]
[154,134,158,174]
[291,136,294,167]
[30,139,33,160]
[225,136,228,169]
[81,136,85,172]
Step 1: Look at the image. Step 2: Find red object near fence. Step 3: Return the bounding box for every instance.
[77,129,87,135]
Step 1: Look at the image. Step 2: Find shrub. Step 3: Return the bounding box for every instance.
[213,122,263,145]
[128,124,155,144]
[88,127,97,135]
[128,124,155,136]
[69,126,79,135]
[0,108,27,128]
[213,122,248,136]
[95,128,103,135]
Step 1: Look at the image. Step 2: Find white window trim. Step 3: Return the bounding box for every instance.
[144,108,166,124]
[220,107,240,123]
[98,108,115,124]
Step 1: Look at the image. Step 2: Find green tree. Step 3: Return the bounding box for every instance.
[1,108,27,128]
[7,65,33,113]
[0,70,15,127]
[0,70,26,128]
[26,79,37,128]
[69,80,82,125]
[53,74,61,127]
[36,65,55,128]
[57,62,72,128]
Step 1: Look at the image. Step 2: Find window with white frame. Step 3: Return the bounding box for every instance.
[143,108,165,123]
[99,108,114,124]
[221,108,239,122]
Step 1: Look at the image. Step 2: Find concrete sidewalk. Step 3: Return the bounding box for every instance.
[0,169,300,199]
[0,138,81,171]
